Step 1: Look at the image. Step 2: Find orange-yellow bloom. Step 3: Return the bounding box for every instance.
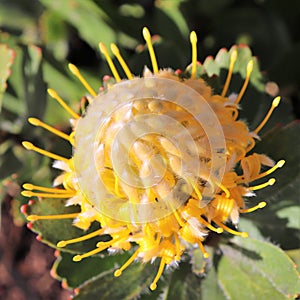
[22,27,284,291]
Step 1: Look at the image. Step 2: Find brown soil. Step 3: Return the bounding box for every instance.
[0,194,71,300]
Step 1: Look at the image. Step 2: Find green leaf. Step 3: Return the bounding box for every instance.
[156,0,189,38]
[244,210,299,250]
[200,44,288,131]
[40,0,116,50]
[238,218,265,241]
[240,122,300,248]
[204,45,264,92]
[22,44,47,120]
[277,206,300,230]
[73,261,156,300]
[42,52,91,125]
[0,34,26,120]
[15,147,52,186]
[0,44,15,111]
[0,37,48,134]
[254,122,300,202]
[286,249,300,273]
[0,140,22,180]
[218,237,300,299]
[39,10,69,60]
[52,251,131,288]
[26,197,108,253]
[200,260,227,300]
[0,1,41,37]
[162,263,202,300]
[200,44,294,134]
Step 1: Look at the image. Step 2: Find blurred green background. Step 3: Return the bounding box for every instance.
[0,1,299,299]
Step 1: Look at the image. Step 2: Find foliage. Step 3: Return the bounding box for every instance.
[1,0,299,299]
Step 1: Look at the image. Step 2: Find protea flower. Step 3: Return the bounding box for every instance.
[21,27,284,291]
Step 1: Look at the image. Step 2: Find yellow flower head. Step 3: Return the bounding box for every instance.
[22,27,284,291]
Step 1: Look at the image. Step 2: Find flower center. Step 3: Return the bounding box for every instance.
[73,77,227,223]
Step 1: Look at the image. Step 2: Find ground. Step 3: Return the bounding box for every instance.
[0,195,71,300]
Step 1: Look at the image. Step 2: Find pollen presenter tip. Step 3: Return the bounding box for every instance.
[47,88,57,98]
[247,60,254,74]
[110,43,119,55]
[23,183,33,190]
[269,178,276,186]
[73,255,82,262]
[27,215,38,221]
[216,228,224,234]
[114,270,122,277]
[277,160,285,168]
[57,241,67,248]
[28,117,40,126]
[272,96,281,107]
[231,49,238,62]
[259,201,267,208]
[68,63,79,75]
[98,42,106,54]
[21,190,32,197]
[142,27,151,41]
[241,232,249,238]
[190,31,197,43]
[22,141,34,150]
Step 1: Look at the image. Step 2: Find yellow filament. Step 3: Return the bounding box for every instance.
[190,31,198,79]
[22,141,69,162]
[73,246,105,262]
[99,43,121,82]
[164,196,185,227]
[197,241,209,258]
[27,213,79,221]
[142,27,158,74]
[21,190,75,198]
[173,209,185,227]
[114,174,123,197]
[28,118,70,141]
[110,43,133,80]
[47,89,80,119]
[72,235,129,261]
[23,183,71,194]
[246,138,256,153]
[235,60,254,104]
[248,178,276,191]
[221,49,238,97]
[97,231,129,248]
[57,228,105,248]
[155,232,162,245]
[240,201,266,213]
[219,183,231,198]
[227,106,239,120]
[254,96,281,134]
[214,220,248,237]
[114,249,139,277]
[189,178,202,201]
[150,258,166,291]
[69,132,75,146]
[252,160,285,181]
[68,63,97,97]
[198,217,223,234]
